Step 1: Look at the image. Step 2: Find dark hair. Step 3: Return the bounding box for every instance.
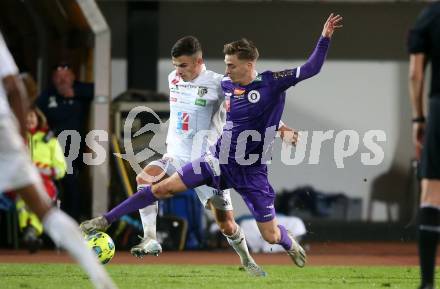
[223,38,259,61]
[52,62,72,71]
[171,36,202,58]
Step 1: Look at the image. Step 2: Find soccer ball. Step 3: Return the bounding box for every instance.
[86,231,115,264]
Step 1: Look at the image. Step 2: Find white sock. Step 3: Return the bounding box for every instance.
[224,225,254,266]
[43,208,117,289]
[139,202,158,240]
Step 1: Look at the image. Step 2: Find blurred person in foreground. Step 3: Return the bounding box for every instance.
[408,2,440,289]
[0,31,117,289]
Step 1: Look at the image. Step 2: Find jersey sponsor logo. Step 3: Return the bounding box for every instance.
[195,98,206,107]
[233,88,246,96]
[247,90,260,103]
[197,86,208,97]
[178,84,199,89]
[176,112,190,133]
[272,69,294,80]
[171,77,180,85]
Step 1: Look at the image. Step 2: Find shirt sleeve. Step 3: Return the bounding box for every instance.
[269,36,331,93]
[407,5,436,54]
[0,33,18,79]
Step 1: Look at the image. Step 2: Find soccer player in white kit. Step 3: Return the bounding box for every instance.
[0,31,118,289]
[81,36,298,277]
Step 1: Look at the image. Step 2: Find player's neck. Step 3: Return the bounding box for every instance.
[237,74,255,86]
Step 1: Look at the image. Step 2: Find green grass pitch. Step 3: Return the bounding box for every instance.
[0,264,427,289]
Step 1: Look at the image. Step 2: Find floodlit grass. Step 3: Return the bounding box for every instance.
[0,264,428,289]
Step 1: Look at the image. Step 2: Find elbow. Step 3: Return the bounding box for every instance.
[309,65,322,77]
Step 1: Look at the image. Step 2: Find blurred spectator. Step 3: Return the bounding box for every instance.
[16,106,67,253]
[36,63,93,221]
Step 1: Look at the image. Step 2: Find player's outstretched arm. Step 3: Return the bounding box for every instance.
[295,13,343,83]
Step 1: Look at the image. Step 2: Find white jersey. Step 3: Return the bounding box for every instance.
[0,32,18,117]
[166,67,225,161]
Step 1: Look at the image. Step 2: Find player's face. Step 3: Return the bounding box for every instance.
[172,55,203,81]
[52,68,75,93]
[26,110,38,131]
[224,54,253,85]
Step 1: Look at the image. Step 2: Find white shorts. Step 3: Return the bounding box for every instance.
[0,115,40,193]
[147,154,233,211]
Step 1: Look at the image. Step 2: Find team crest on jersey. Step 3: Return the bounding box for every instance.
[197,86,208,97]
[48,96,58,108]
[247,90,260,103]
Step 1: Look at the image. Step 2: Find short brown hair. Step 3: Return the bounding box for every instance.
[223,38,259,61]
[171,36,202,58]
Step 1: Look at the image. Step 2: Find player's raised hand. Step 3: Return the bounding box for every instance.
[279,124,299,146]
[322,13,343,38]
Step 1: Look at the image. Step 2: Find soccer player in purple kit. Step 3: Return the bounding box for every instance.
[84,13,342,267]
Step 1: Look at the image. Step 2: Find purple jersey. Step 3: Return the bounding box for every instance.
[215,36,331,166]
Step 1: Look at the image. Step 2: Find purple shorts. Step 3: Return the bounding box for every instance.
[178,153,276,222]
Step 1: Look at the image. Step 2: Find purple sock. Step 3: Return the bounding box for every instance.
[104,185,157,224]
[278,224,292,251]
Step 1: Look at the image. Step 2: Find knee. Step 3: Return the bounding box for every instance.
[219,219,237,236]
[420,181,440,207]
[152,182,173,199]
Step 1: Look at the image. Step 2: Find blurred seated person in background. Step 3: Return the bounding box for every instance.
[15,74,67,252]
[36,63,93,221]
